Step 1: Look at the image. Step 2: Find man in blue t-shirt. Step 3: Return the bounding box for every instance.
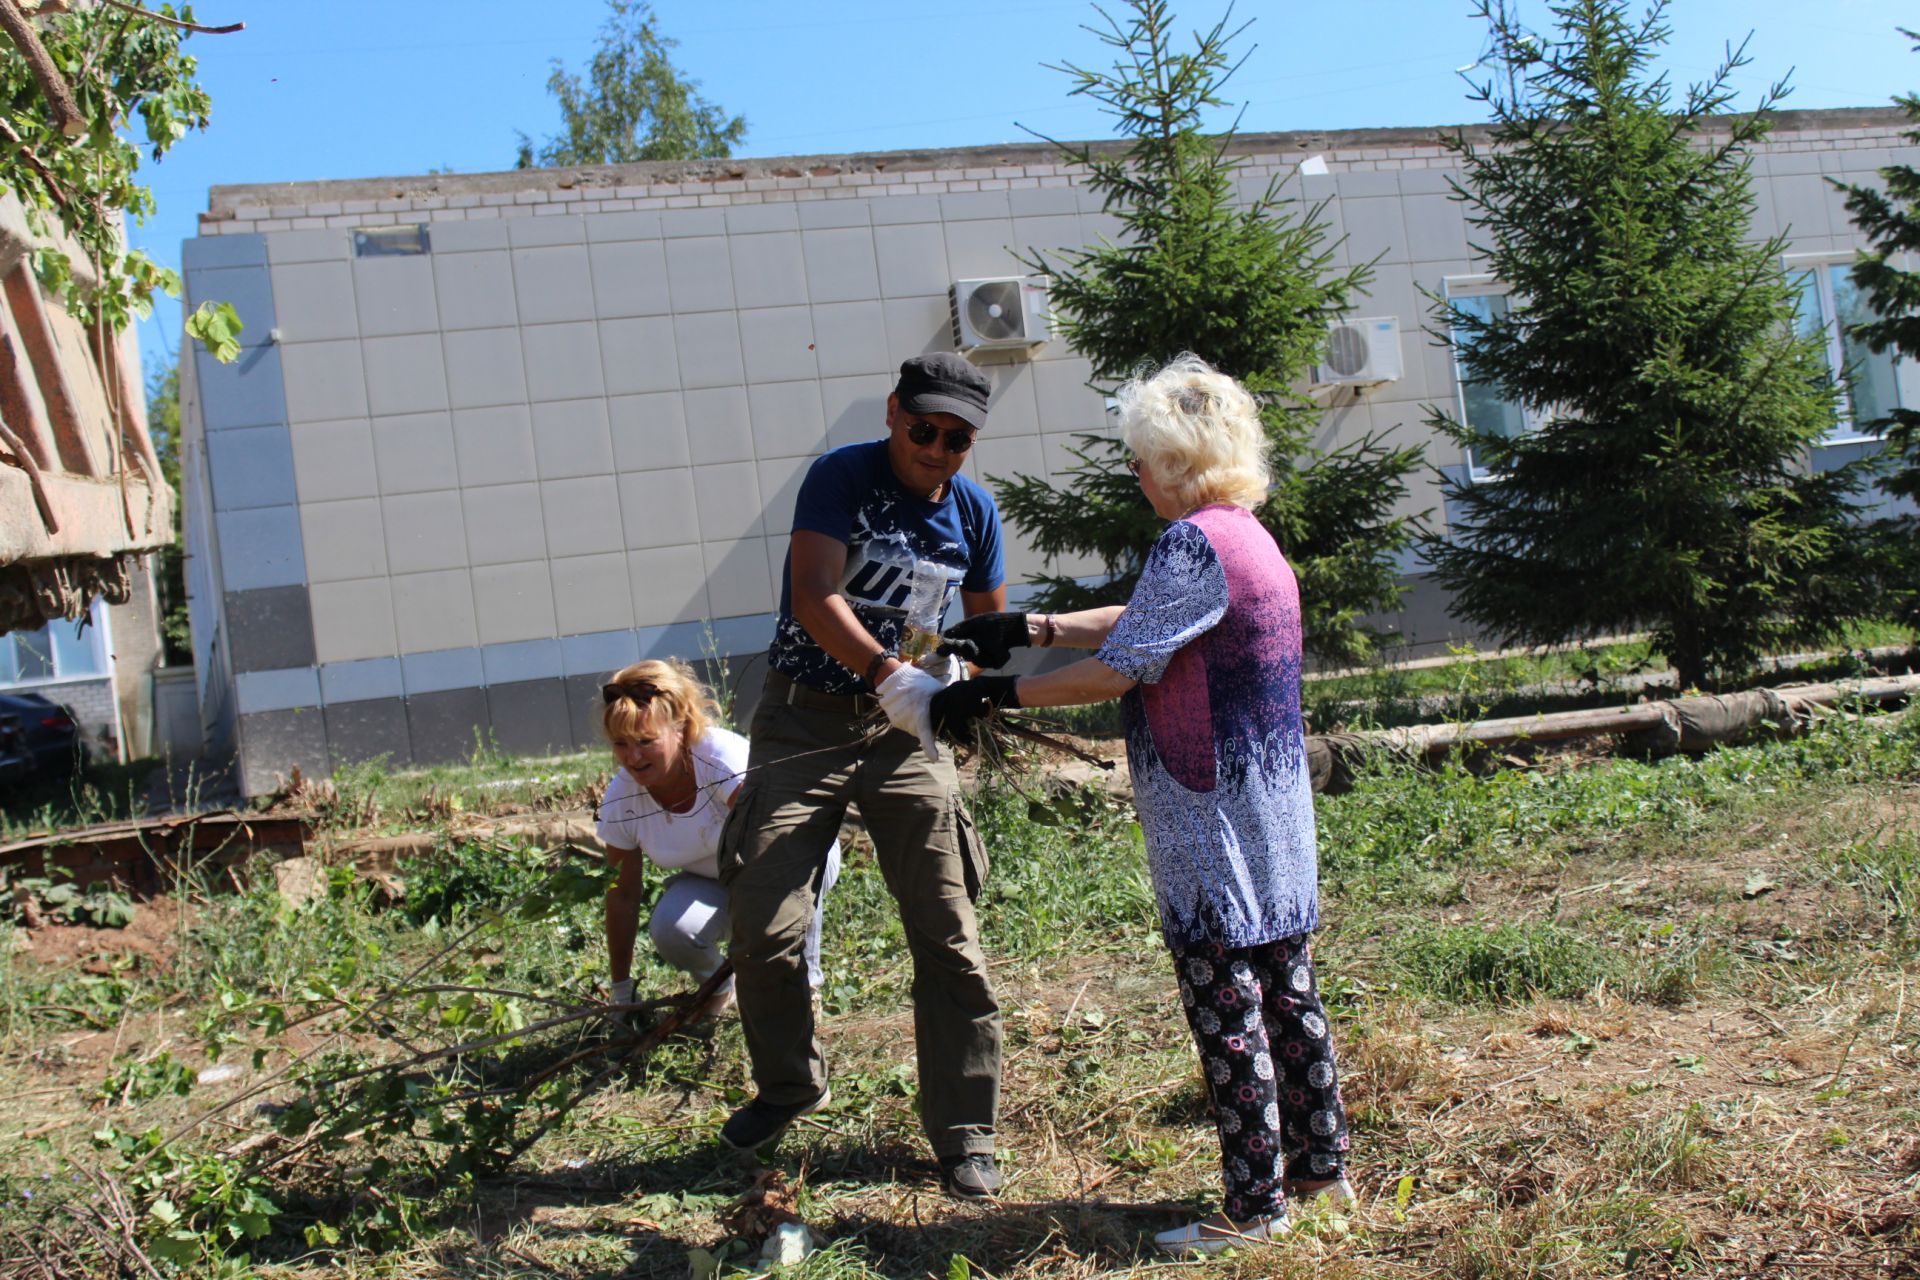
[716,354,1009,1199]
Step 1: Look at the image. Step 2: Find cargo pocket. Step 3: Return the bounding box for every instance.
[716,781,759,886]
[954,797,990,903]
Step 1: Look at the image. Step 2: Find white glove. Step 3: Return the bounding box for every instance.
[876,662,942,761]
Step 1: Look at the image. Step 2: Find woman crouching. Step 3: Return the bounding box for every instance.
[596,660,840,1020]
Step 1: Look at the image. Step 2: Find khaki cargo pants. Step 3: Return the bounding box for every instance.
[718,673,1000,1159]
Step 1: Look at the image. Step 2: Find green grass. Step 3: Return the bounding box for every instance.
[2,708,1916,1277]
[1388,921,1618,1004]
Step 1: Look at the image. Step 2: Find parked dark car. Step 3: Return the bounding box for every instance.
[0,692,84,782]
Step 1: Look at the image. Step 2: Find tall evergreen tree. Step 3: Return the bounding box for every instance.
[1422,0,1868,690]
[996,0,1423,666]
[516,0,744,168]
[1836,27,1920,625]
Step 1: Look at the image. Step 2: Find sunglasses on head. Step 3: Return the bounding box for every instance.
[905,419,976,454]
[601,681,659,706]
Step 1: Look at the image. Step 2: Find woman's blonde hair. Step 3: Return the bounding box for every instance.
[599,658,720,745]
[1116,354,1271,513]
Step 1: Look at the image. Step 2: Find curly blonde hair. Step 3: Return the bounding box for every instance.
[1116,354,1271,514]
[599,658,720,745]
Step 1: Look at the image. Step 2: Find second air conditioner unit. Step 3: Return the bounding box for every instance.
[950,276,1052,354]
[1316,316,1403,387]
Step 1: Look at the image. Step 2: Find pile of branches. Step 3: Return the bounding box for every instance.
[3,856,729,1277]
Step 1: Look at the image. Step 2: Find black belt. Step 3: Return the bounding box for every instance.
[765,670,879,717]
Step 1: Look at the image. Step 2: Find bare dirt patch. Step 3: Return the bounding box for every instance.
[16,894,189,972]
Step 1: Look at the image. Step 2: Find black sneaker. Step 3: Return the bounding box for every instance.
[940,1153,1004,1199]
[718,1087,831,1152]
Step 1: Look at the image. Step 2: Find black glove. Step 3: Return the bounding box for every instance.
[928,675,1021,742]
[937,611,1030,669]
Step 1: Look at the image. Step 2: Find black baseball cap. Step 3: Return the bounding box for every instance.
[896,353,992,430]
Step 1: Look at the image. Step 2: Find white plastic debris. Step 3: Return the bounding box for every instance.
[759,1222,814,1267]
[196,1063,243,1085]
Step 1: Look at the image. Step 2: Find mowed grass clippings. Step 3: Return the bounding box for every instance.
[0,714,1913,1277]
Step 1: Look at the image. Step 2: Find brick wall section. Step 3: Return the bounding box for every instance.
[13,676,118,755]
[200,112,1915,235]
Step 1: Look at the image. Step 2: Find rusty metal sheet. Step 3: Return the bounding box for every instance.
[0,811,309,897]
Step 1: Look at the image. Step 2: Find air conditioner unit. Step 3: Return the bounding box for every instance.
[949,276,1051,353]
[1315,316,1403,387]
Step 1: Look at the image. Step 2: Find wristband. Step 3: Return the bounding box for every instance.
[863,650,890,687]
[1039,614,1057,648]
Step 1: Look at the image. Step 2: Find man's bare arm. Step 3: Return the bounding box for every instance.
[959,585,1008,618]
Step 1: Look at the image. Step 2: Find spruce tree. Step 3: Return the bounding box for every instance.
[1422,0,1867,690]
[996,0,1423,666]
[1835,28,1920,625]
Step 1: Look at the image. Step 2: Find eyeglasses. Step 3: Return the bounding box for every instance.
[1125,457,1144,476]
[905,419,976,455]
[601,681,659,706]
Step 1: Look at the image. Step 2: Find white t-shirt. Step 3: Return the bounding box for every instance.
[594,728,749,881]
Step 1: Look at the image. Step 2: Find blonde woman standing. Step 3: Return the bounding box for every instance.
[596,659,840,1015]
[933,355,1352,1255]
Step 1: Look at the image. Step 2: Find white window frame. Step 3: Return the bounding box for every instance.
[1783,251,1917,448]
[0,598,111,689]
[1444,275,1543,482]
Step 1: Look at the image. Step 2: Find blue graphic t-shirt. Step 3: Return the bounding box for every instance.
[768,441,1005,693]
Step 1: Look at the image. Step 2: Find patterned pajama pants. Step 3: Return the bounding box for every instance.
[1171,933,1351,1221]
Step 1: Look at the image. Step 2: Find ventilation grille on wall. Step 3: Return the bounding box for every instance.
[354,225,430,257]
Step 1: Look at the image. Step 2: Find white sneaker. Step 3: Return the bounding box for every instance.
[1152,1214,1291,1256]
[1292,1177,1356,1207]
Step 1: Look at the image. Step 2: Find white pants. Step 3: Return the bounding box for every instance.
[650,840,841,991]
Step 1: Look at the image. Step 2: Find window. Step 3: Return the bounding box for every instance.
[1445,278,1535,480]
[0,601,107,687]
[1787,256,1904,445]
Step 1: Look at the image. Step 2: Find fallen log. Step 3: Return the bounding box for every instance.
[1305,673,1920,794]
[324,811,603,865]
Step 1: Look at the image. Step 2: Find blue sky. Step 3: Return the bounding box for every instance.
[131,0,1919,375]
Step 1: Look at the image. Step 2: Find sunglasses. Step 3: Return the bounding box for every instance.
[905,419,976,455]
[601,681,659,706]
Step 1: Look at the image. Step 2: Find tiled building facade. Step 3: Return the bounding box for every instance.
[179,107,1919,794]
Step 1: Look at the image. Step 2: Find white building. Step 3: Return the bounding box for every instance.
[177,106,1918,793]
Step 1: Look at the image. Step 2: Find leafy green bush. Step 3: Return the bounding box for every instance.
[399,839,555,927]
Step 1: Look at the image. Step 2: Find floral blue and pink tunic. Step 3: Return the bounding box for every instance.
[1094,504,1320,950]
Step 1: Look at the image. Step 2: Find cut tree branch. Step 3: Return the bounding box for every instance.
[91,0,244,35]
[0,0,87,137]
